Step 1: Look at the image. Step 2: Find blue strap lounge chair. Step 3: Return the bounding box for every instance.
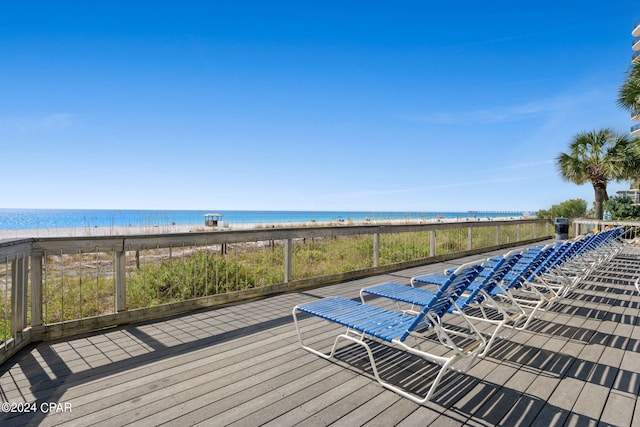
[360,250,529,357]
[520,238,593,300]
[292,264,485,404]
[468,244,565,331]
[497,237,617,330]
[359,260,484,309]
[515,230,628,316]
[518,231,622,303]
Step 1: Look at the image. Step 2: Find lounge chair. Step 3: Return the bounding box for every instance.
[360,250,532,357]
[520,230,625,302]
[499,234,618,329]
[292,264,485,404]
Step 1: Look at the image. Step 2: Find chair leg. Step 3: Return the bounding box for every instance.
[293,307,460,404]
[377,355,456,405]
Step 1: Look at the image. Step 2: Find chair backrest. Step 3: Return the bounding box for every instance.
[433,264,482,314]
[475,257,507,282]
[444,252,523,311]
[599,227,624,246]
[493,245,554,293]
[474,251,523,297]
[526,241,574,281]
[439,260,484,285]
[579,232,607,253]
[400,264,482,340]
[565,234,597,260]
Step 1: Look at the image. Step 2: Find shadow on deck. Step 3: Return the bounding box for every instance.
[1,243,640,426]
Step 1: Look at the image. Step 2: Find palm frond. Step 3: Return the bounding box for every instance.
[618,63,640,112]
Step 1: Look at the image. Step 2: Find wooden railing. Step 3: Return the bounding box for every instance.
[0,218,551,365]
[571,218,640,236]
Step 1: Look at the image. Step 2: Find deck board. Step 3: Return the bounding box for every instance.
[2,242,640,426]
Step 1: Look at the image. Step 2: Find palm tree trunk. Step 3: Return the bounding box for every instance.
[593,184,608,220]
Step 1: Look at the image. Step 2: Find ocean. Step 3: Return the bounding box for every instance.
[0,209,527,231]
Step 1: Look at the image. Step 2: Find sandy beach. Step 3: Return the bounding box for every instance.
[0,216,525,240]
[0,223,205,240]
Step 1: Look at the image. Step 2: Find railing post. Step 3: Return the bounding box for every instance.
[31,253,43,327]
[21,257,28,332]
[11,256,27,334]
[533,223,537,238]
[517,224,521,241]
[284,238,292,283]
[468,227,473,250]
[430,230,436,256]
[373,233,380,267]
[496,225,500,245]
[115,250,126,312]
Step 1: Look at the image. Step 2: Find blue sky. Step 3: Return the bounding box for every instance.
[2,1,638,212]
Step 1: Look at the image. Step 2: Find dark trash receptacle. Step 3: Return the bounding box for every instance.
[554,218,569,240]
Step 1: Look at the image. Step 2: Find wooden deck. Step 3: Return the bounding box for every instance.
[1,242,640,426]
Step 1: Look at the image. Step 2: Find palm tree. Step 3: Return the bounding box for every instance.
[617,63,640,191]
[556,129,638,220]
[617,63,640,114]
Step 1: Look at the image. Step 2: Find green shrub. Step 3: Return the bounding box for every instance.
[537,199,587,219]
[603,196,640,220]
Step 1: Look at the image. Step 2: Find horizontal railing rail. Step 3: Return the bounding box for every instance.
[0,218,552,365]
[572,218,640,235]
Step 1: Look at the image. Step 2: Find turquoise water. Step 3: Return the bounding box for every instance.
[0,209,526,230]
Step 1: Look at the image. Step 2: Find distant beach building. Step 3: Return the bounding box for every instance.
[621,20,640,201]
[631,19,640,136]
[616,189,640,205]
[204,213,223,227]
